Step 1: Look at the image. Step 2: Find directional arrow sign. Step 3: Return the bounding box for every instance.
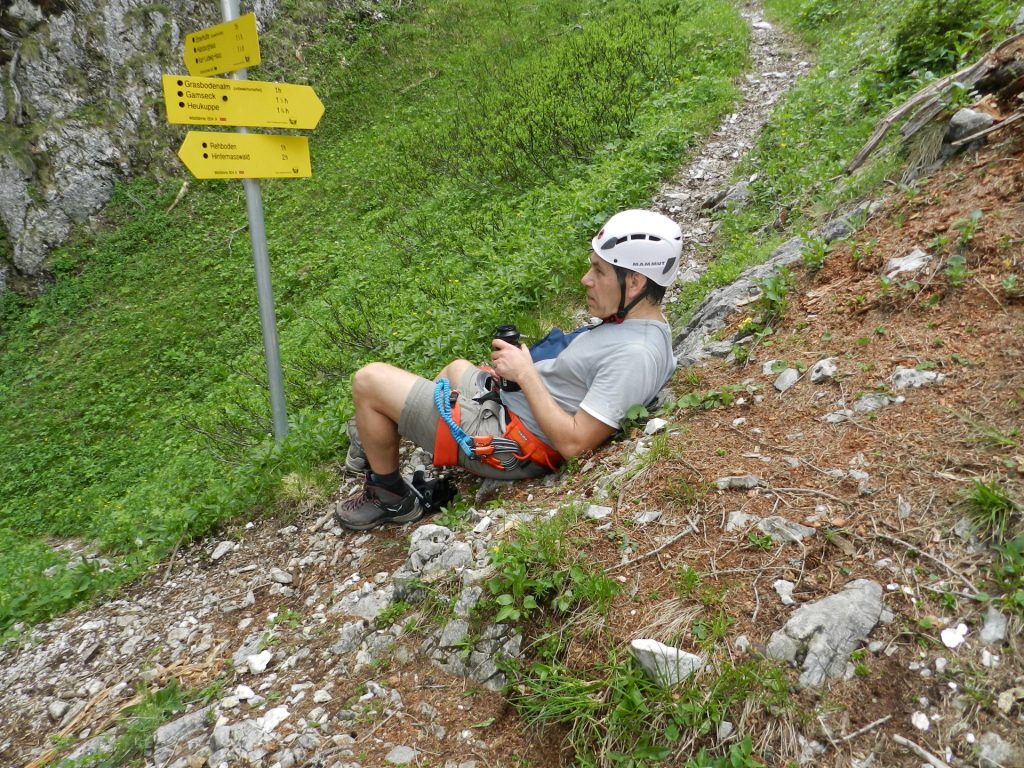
[184,12,261,77]
[177,131,311,179]
[163,75,324,130]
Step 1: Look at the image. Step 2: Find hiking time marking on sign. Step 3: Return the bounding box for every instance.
[184,12,261,77]
[176,131,311,179]
[162,75,325,130]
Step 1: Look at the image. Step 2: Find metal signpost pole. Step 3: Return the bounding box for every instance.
[220,0,289,442]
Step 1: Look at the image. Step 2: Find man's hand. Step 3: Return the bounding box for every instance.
[491,338,534,385]
[490,339,614,458]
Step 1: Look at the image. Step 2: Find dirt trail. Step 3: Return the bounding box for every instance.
[654,1,810,284]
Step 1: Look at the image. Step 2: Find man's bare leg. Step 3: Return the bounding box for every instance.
[351,359,478,474]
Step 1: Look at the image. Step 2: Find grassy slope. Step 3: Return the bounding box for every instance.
[0,0,749,630]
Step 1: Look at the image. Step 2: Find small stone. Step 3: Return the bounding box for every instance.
[891,366,945,390]
[773,580,796,606]
[586,505,613,520]
[717,720,735,739]
[643,418,668,435]
[47,700,69,722]
[980,606,1008,645]
[211,541,235,561]
[259,705,290,732]
[977,731,1022,768]
[810,358,837,384]
[631,639,704,687]
[911,711,930,731]
[715,475,766,491]
[774,368,800,392]
[886,248,931,278]
[313,689,332,704]
[632,510,662,525]
[757,516,815,544]
[269,568,293,585]
[725,511,758,532]
[246,650,273,674]
[940,623,968,649]
[387,745,419,764]
[946,108,994,144]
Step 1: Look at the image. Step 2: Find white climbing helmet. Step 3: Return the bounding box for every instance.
[591,210,683,287]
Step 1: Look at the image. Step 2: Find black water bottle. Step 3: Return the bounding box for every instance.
[493,324,521,392]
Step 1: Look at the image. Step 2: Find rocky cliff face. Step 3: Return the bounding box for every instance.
[0,0,279,296]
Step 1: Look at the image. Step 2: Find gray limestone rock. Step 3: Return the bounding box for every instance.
[976,731,1022,768]
[891,366,945,389]
[853,393,898,413]
[153,704,215,767]
[980,606,1008,645]
[0,0,284,295]
[885,248,932,278]
[766,579,885,687]
[715,474,766,491]
[774,368,800,392]
[810,358,838,384]
[758,516,815,544]
[946,108,995,144]
[630,639,705,687]
[673,237,804,365]
[336,583,395,621]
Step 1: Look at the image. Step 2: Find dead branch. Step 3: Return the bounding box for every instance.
[891,734,952,768]
[607,526,694,573]
[846,33,1024,173]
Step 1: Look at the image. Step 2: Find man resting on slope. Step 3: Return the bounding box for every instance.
[336,209,682,530]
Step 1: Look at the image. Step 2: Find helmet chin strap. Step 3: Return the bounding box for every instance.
[603,270,645,324]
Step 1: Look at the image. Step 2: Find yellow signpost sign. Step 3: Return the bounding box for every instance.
[162,75,324,130]
[176,131,311,179]
[184,12,261,77]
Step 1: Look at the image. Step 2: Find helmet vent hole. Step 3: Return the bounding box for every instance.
[649,235,661,242]
[662,257,677,275]
[630,234,645,240]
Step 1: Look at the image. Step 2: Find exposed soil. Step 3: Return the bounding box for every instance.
[2,5,1023,768]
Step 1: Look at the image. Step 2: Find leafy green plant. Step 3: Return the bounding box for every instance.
[622,403,651,431]
[675,565,703,597]
[1002,274,1024,299]
[944,254,969,288]
[753,268,793,322]
[800,235,832,271]
[487,511,618,622]
[376,600,412,628]
[675,384,746,411]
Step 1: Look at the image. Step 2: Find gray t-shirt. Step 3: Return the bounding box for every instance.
[500,319,675,447]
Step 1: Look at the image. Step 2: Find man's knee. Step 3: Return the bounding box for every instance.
[352,362,399,403]
[437,358,475,383]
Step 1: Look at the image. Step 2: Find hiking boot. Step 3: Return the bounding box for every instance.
[334,476,421,530]
[344,417,369,474]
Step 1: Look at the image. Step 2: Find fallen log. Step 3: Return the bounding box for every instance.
[846,32,1023,173]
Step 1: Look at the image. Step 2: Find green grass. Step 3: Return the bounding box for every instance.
[0,0,749,633]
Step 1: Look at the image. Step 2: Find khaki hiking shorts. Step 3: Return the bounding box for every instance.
[398,365,549,481]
